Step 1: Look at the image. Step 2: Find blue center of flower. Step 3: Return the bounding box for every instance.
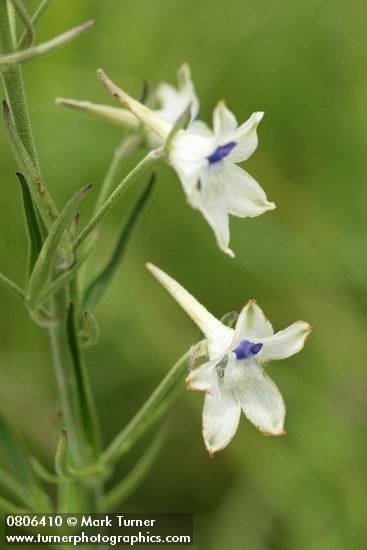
[207,141,236,164]
[233,339,263,360]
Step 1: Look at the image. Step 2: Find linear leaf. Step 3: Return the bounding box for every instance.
[102,350,190,466]
[37,230,98,306]
[104,426,167,511]
[54,429,68,478]
[0,271,26,302]
[80,311,100,348]
[16,172,43,277]
[83,173,156,312]
[3,100,58,231]
[12,0,35,48]
[0,20,94,66]
[0,413,52,511]
[18,0,54,49]
[28,184,92,304]
[66,302,101,460]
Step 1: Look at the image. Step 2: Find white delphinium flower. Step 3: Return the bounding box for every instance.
[147,263,312,455]
[55,63,199,147]
[98,69,275,257]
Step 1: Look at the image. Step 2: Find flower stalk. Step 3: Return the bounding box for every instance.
[72,147,163,252]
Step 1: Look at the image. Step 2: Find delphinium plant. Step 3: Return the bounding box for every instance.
[0,0,312,529]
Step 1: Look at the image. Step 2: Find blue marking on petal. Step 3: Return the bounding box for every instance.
[250,342,263,355]
[233,339,263,360]
[207,141,236,164]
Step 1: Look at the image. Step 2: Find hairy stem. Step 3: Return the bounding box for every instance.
[73,148,163,251]
[0,0,39,167]
[0,0,103,515]
[103,351,190,466]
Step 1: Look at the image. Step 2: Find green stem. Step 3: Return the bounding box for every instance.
[104,426,166,511]
[49,290,103,513]
[48,293,93,464]
[0,2,103,514]
[73,148,163,251]
[94,134,141,214]
[0,0,39,167]
[103,351,190,466]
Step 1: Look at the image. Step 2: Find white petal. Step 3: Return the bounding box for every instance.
[216,163,275,218]
[176,63,200,120]
[259,321,312,363]
[237,363,286,435]
[188,120,213,138]
[227,111,264,163]
[146,264,233,356]
[194,185,234,257]
[169,129,214,195]
[186,358,217,392]
[213,101,238,139]
[155,64,199,125]
[197,163,274,251]
[234,300,274,343]
[155,83,183,120]
[202,385,241,454]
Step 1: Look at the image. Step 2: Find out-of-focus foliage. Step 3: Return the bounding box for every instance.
[0,1,366,548]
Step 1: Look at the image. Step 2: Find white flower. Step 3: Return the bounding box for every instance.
[168,103,275,256]
[147,263,312,455]
[97,69,275,257]
[56,63,199,148]
[153,64,199,128]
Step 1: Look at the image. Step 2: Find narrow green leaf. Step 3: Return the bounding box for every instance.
[84,173,156,312]
[30,457,60,485]
[69,212,80,240]
[104,426,167,511]
[102,350,190,466]
[72,148,162,252]
[3,100,59,231]
[0,467,35,509]
[12,0,35,48]
[0,271,26,302]
[0,20,94,66]
[16,172,43,277]
[0,413,52,511]
[18,0,54,49]
[66,302,101,460]
[36,229,98,306]
[0,495,28,513]
[28,184,93,304]
[54,429,68,477]
[80,311,100,348]
[0,414,34,486]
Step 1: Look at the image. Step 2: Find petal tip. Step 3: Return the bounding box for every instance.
[261,427,286,437]
[223,246,235,258]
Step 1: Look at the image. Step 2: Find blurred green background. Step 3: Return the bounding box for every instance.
[1,0,367,548]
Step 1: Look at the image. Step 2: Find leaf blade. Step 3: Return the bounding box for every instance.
[28,184,92,304]
[16,172,43,277]
[83,173,156,312]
